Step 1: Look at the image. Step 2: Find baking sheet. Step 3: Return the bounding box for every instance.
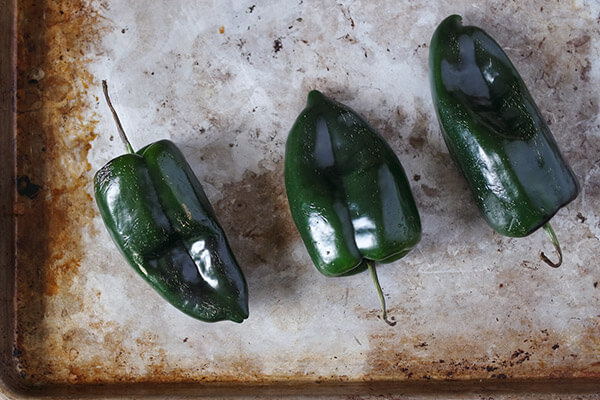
[3,0,600,397]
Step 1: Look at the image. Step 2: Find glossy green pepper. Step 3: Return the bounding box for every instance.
[285,90,421,325]
[94,81,248,322]
[429,15,579,267]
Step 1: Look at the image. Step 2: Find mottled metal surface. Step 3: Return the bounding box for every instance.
[3,0,600,398]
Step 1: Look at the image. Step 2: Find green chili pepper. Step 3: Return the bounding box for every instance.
[285,90,421,325]
[429,15,579,267]
[94,81,248,322]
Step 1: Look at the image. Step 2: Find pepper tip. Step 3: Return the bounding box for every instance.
[306,89,326,106]
[439,14,463,31]
[230,303,249,323]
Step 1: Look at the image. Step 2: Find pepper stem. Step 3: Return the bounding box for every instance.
[539,222,563,268]
[102,80,134,154]
[367,260,396,326]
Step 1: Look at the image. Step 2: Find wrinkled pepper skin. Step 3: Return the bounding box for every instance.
[429,15,579,237]
[285,90,421,276]
[94,140,248,323]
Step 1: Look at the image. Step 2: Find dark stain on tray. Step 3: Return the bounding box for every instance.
[216,167,298,272]
[16,175,41,198]
[363,326,600,381]
[273,37,283,54]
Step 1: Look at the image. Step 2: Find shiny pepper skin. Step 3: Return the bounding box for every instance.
[429,15,579,239]
[94,82,248,323]
[285,90,422,277]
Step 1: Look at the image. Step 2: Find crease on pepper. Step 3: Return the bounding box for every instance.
[93,81,248,322]
[285,90,422,325]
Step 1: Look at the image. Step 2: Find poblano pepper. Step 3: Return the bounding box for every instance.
[94,81,248,322]
[429,15,579,267]
[285,90,421,325]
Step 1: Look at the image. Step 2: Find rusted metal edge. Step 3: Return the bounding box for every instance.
[0,0,20,397]
[3,377,600,398]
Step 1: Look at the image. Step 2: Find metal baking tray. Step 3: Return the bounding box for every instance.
[2,0,600,398]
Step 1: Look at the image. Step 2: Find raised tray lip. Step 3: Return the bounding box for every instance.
[0,1,599,398]
[2,377,600,399]
[0,0,19,396]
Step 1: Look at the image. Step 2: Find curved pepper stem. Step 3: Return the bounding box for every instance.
[367,260,396,326]
[539,222,563,268]
[102,80,135,154]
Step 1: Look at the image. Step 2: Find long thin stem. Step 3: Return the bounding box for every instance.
[539,222,562,268]
[102,80,134,154]
[367,260,396,326]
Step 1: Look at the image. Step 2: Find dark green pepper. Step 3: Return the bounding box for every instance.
[285,90,421,325]
[429,15,579,267]
[94,81,248,322]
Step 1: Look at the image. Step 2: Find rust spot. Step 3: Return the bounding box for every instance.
[338,4,355,29]
[13,202,25,216]
[218,25,225,34]
[420,184,439,198]
[363,327,594,382]
[579,58,592,82]
[408,135,425,149]
[567,34,591,49]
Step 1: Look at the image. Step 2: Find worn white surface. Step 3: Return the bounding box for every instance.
[23,0,600,385]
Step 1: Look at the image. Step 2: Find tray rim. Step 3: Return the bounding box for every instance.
[2,377,600,399]
[0,0,19,396]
